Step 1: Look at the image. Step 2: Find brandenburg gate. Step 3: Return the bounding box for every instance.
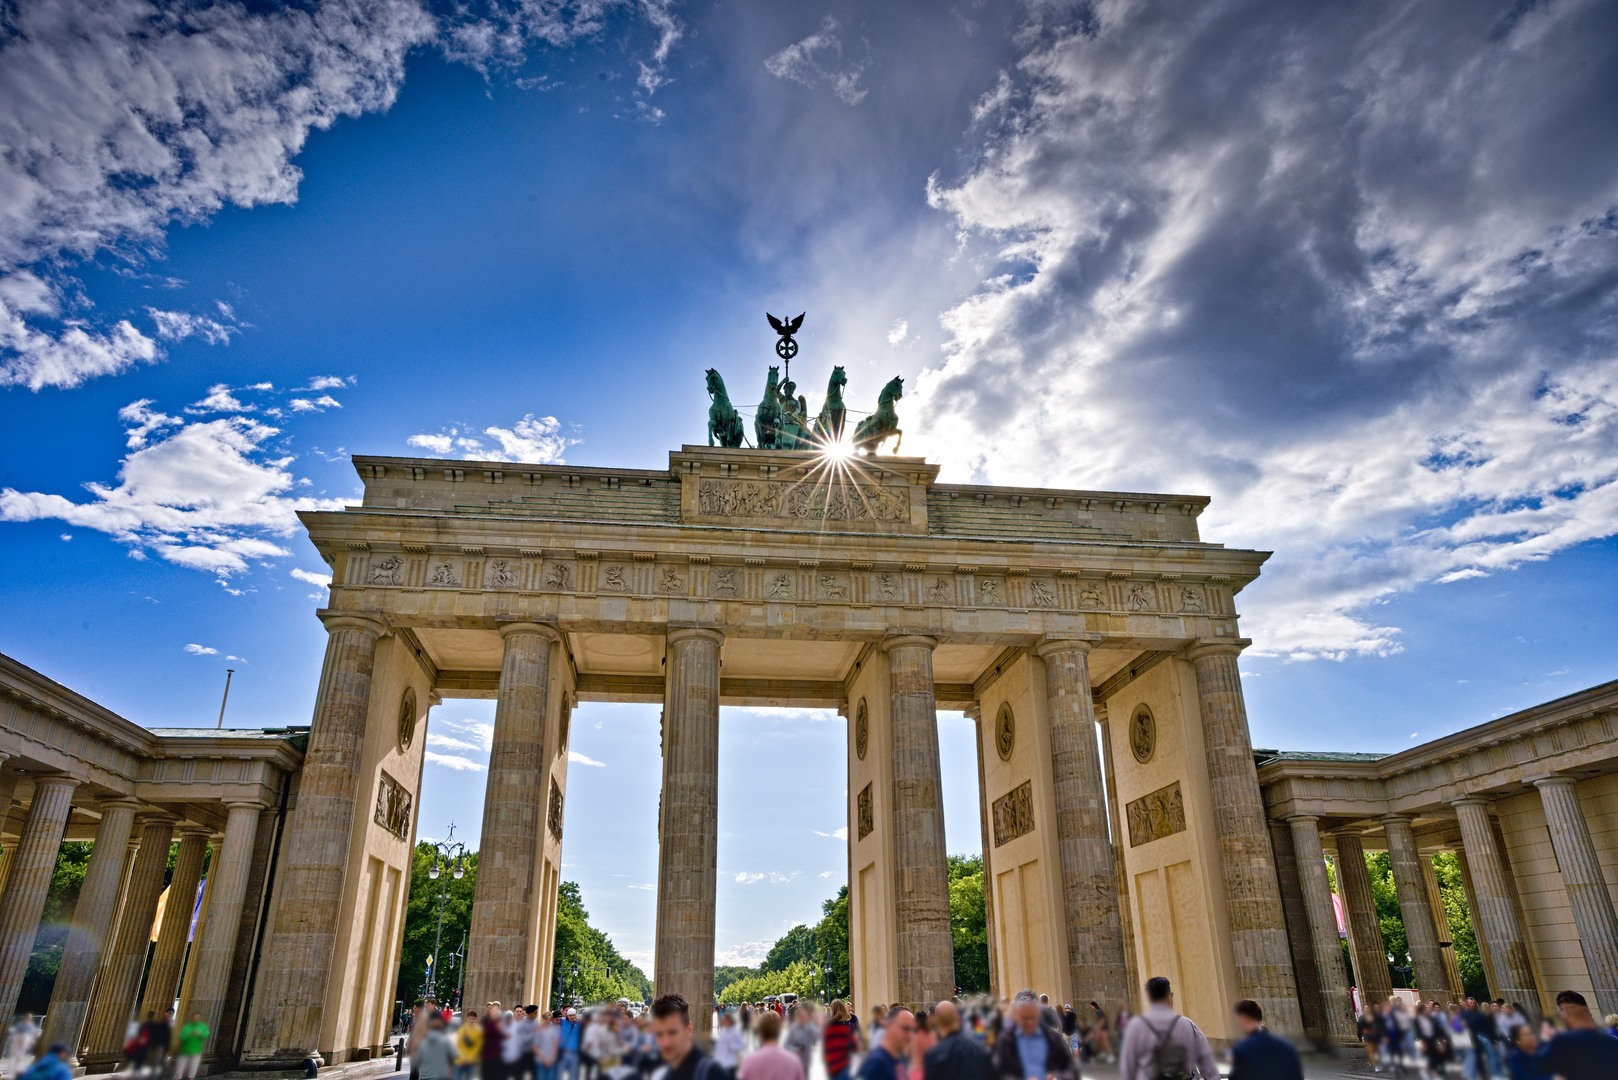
[237,439,1300,1067]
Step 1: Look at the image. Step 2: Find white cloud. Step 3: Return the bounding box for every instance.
[407,414,576,463]
[407,433,456,454]
[568,749,605,767]
[188,383,255,414]
[425,751,487,771]
[764,16,868,105]
[290,567,332,588]
[912,0,1618,661]
[732,870,799,885]
[887,319,909,347]
[427,732,486,753]
[812,826,849,840]
[436,717,495,751]
[0,402,345,576]
[289,395,342,412]
[305,376,350,390]
[713,941,773,967]
[149,310,237,346]
[184,643,218,655]
[0,306,158,390]
[819,870,834,878]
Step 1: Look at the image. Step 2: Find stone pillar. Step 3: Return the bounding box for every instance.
[1533,776,1618,1015]
[41,799,140,1062]
[1421,855,1466,999]
[968,706,999,998]
[141,827,210,1018]
[1452,848,1499,998]
[1097,706,1141,1008]
[883,634,954,1007]
[1382,815,1450,1001]
[1451,798,1537,1009]
[0,774,80,1016]
[1270,820,1326,1043]
[466,622,560,1008]
[655,627,723,1041]
[1184,642,1302,1035]
[185,802,263,1057]
[84,817,177,1063]
[1035,639,1129,1011]
[1332,829,1392,1005]
[242,613,384,1068]
[1288,818,1357,1040]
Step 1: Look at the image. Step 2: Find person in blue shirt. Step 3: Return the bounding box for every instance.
[1228,1000,1302,1080]
[18,1043,72,1080]
[560,1008,583,1080]
[857,1007,913,1080]
[1532,990,1618,1080]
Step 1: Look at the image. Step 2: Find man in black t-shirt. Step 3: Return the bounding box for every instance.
[1534,990,1618,1080]
[650,995,720,1080]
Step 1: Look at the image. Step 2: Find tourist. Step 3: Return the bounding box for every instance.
[1445,1005,1476,1080]
[561,1009,583,1080]
[923,1001,991,1080]
[1607,1013,1618,1039]
[455,1010,483,1080]
[1083,1003,1112,1064]
[856,1007,912,1080]
[536,1011,561,1080]
[417,1016,457,1080]
[483,1003,507,1080]
[1506,1026,1547,1080]
[1530,990,1618,1080]
[822,1000,858,1080]
[711,1011,744,1079]
[173,1011,209,1080]
[740,1012,803,1080]
[990,991,1074,1080]
[909,1010,938,1080]
[1117,978,1217,1080]
[868,1006,889,1049]
[410,1001,436,1080]
[1228,1000,1301,1080]
[3,1015,40,1078]
[784,1005,819,1077]
[14,1044,70,1080]
[650,995,723,1080]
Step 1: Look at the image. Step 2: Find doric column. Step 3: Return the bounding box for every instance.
[141,827,210,1018]
[1381,815,1450,1001]
[1184,642,1302,1036]
[1421,855,1466,999]
[1451,848,1499,997]
[1331,829,1392,1005]
[466,622,560,1008]
[242,613,384,1068]
[1288,818,1357,1040]
[967,705,999,998]
[185,802,264,1058]
[1534,776,1618,1015]
[1097,706,1141,1009]
[84,816,176,1063]
[1451,798,1538,1009]
[1034,639,1128,1012]
[42,799,140,1063]
[0,774,80,1016]
[655,627,723,1041]
[884,634,954,1008]
[1270,820,1326,1043]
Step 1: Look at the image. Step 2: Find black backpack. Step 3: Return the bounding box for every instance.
[1142,1015,1192,1080]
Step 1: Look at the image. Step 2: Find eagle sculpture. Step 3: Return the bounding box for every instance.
[766,312,805,337]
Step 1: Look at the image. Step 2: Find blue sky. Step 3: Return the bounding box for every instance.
[3,0,1618,973]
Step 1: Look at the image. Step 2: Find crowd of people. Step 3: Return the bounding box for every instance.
[1355,991,1618,1080]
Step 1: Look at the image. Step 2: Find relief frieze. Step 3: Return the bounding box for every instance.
[696,478,910,522]
[992,780,1035,847]
[1126,780,1186,847]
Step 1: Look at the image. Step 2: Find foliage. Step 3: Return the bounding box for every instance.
[762,924,818,974]
[1364,851,1410,987]
[714,965,760,998]
[397,842,478,1004]
[947,855,989,994]
[553,881,653,1004]
[1431,853,1489,1000]
[17,842,95,1014]
[715,960,819,1004]
[812,886,850,1000]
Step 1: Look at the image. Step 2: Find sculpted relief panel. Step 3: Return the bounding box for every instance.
[1125,781,1186,847]
[696,478,910,522]
[992,780,1035,847]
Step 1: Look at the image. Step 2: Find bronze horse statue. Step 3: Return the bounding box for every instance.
[755,366,785,448]
[853,375,903,455]
[813,365,848,443]
[706,368,744,448]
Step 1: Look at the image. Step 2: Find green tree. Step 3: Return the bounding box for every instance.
[397,842,478,1004]
[762,924,817,974]
[1431,853,1488,1000]
[812,886,850,1000]
[948,855,989,994]
[552,881,653,1004]
[714,965,760,998]
[716,960,818,1005]
[18,841,96,1014]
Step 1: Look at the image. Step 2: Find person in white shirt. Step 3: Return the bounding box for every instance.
[1117,977,1219,1080]
[713,1011,746,1077]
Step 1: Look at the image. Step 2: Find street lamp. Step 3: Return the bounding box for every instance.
[424,823,468,1001]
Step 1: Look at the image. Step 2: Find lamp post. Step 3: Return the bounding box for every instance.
[424,823,468,1001]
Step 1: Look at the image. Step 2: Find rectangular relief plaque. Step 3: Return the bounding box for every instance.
[857,783,874,840]
[992,780,1035,847]
[374,770,412,840]
[1126,780,1186,847]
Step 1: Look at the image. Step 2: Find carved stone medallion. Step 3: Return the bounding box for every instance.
[1129,703,1156,764]
[397,686,417,753]
[855,698,869,760]
[995,702,1015,761]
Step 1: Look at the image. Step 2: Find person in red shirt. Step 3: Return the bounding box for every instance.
[823,1001,855,1080]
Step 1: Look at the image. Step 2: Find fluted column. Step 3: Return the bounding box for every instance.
[1382,816,1450,1001]
[655,627,723,1041]
[1534,776,1618,1015]
[1035,639,1128,1011]
[968,706,999,998]
[884,634,954,1008]
[242,613,384,1068]
[466,622,560,1008]
[1288,818,1357,1040]
[1270,820,1325,1043]
[84,816,176,1063]
[142,827,210,1018]
[1452,848,1499,997]
[0,774,80,1016]
[42,799,140,1063]
[1420,855,1466,999]
[1331,830,1392,1005]
[0,756,15,895]
[1097,707,1141,1009]
[1184,642,1302,1035]
[186,802,263,1058]
[1451,798,1537,1010]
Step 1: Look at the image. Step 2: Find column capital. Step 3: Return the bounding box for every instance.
[224,800,269,814]
[1530,773,1579,791]
[95,798,143,814]
[318,611,386,637]
[963,703,982,722]
[1450,795,1492,810]
[1034,635,1102,659]
[176,825,213,840]
[1380,812,1414,827]
[498,621,561,643]
[881,633,937,653]
[1285,814,1321,826]
[30,773,81,793]
[666,626,724,647]
[1182,638,1251,662]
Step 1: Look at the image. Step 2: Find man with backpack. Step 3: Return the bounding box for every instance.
[1117,978,1218,1080]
